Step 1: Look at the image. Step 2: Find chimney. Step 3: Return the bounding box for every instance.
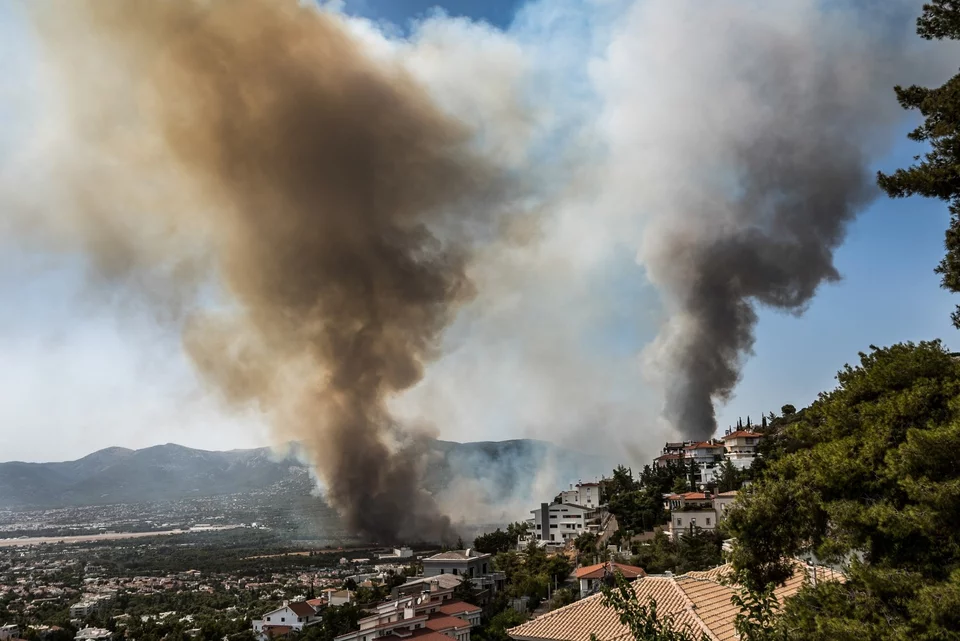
[282,600,289,607]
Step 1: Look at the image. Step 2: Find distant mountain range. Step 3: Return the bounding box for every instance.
[0,439,608,510]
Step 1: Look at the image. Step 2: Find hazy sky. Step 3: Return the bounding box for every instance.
[0,0,956,463]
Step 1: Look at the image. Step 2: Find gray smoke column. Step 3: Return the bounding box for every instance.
[19,0,509,542]
[597,0,949,439]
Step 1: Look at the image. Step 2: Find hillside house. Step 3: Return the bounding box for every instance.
[575,562,645,597]
[253,600,321,641]
[529,503,599,544]
[722,430,763,469]
[422,550,505,597]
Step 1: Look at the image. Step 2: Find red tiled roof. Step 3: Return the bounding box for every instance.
[287,601,316,617]
[667,492,708,500]
[654,454,683,461]
[684,442,725,450]
[508,562,842,641]
[437,601,481,616]
[306,598,326,607]
[425,616,470,632]
[722,430,762,440]
[575,562,646,580]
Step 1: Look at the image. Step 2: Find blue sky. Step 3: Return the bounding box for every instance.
[0,0,956,463]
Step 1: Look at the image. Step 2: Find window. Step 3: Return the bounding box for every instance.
[482,563,487,574]
[281,618,286,623]
[550,524,557,528]
[266,617,271,622]
[706,518,711,525]
[440,569,445,575]
[676,518,681,526]
[536,524,541,530]
[453,569,458,575]
[469,567,474,577]
[298,618,302,623]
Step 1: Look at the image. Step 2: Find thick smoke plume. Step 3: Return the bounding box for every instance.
[20,0,510,542]
[600,0,952,438]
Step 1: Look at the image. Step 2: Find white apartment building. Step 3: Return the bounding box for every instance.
[560,482,601,509]
[722,430,763,469]
[252,600,321,640]
[529,502,597,544]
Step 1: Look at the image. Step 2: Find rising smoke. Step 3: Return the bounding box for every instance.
[3,0,958,537]
[596,0,955,438]
[18,0,513,543]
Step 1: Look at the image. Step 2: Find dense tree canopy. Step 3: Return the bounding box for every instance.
[726,341,960,640]
[878,1,960,326]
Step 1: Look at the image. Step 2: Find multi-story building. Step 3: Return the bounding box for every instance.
[559,482,601,509]
[665,491,739,539]
[529,502,598,544]
[74,628,112,641]
[722,430,763,469]
[334,581,480,641]
[252,600,321,640]
[421,550,505,597]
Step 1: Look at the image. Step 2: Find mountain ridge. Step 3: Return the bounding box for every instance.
[0,439,608,510]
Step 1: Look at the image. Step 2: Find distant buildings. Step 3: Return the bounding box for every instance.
[378,547,414,561]
[653,430,765,487]
[559,482,601,509]
[0,624,19,641]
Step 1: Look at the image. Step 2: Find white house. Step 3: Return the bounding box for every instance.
[422,550,505,596]
[378,547,414,560]
[0,625,20,641]
[722,430,763,469]
[253,600,321,640]
[529,502,597,544]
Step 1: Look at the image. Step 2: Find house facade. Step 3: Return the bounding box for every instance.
[253,600,321,640]
[722,430,763,469]
[529,502,598,544]
[421,550,505,597]
[666,491,738,539]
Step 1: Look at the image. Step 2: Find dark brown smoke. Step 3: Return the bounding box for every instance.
[24,0,508,542]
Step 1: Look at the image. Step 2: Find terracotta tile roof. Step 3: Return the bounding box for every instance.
[508,577,702,641]
[655,453,684,461]
[425,616,470,632]
[684,441,725,450]
[287,601,316,617]
[714,491,739,498]
[437,601,481,616]
[575,562,646,581]
[507,563,841,641]
[722,431,762,440]
[667,492,709,501]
